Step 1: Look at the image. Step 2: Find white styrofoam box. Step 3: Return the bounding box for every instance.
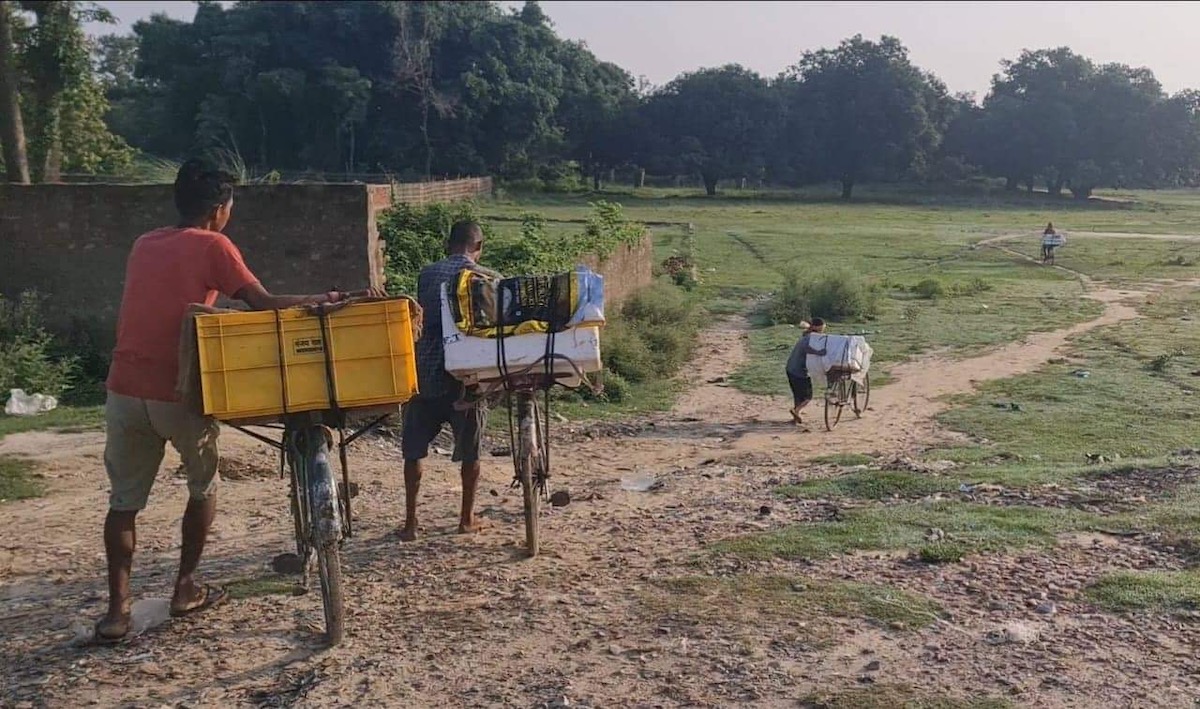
[806,334,872,384]
[439,283,602,386]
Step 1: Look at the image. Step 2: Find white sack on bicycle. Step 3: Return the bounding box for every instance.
[806,334,872,385]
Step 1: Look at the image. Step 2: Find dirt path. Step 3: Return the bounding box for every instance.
[2,261,1199,706]
[980,231,1200,245]
[649,280,1151,461]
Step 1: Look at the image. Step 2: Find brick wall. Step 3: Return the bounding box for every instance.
[0,178,493,351]
[581,232,655,307]
[0,176,651,362]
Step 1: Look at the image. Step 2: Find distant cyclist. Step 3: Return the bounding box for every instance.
[1041,222,1065,263]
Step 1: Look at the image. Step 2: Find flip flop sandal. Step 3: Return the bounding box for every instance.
[169,584,229,618]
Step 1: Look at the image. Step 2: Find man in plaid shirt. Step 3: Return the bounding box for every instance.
[400,221,500,541]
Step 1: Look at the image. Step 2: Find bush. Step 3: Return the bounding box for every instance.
[378,201,489,295]
[769,270,879,324]
[602,284,701,384]
[591,370,632,403]
[601,319,659,383]
[913,278,946,300]
[378,201,646,293]
[768,271,811,325]
[0,291,77,397]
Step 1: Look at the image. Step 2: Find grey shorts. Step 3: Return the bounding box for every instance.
[401,394,485,464]
[104,392,220,511]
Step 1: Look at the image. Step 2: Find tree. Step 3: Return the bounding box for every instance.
[978,48,1177,199]
[642,65,776,196]
[6,1,130,181]
[782,35,944,199]
[0,0,29,182]
[116,0,624,180]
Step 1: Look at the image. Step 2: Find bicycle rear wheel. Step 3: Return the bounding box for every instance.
[292,425,346,645]
[853,373,870,418]
[515,394,543,558]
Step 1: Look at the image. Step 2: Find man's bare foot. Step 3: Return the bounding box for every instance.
[398,524,418,542]
[790,407,802,425]
[95,608,131,642]
[457,519,484,534]
[171,579,205,611]
[169,582,228,618]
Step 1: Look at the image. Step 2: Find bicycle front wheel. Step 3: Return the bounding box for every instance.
[315,540,345,646]
[295,425,346,645]
[853,373,870,418]
[825,379,846,431]
[515,394,542,558]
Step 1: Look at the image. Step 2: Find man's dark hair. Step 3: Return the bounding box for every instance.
[448,220,484,252]
[174,158,237,221]
[810,317,825,328]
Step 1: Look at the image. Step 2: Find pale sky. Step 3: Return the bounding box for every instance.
[88,1,1200,98]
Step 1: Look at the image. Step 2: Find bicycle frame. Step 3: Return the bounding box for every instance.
[230,409,394,542]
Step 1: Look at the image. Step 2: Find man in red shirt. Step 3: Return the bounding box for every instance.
[97,159,379,643]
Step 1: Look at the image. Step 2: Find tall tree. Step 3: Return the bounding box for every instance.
[980,48,1176,199]
[783,35,943,199]
[641,64,777,196]
[16,0,128,181]
[0,0,29,182]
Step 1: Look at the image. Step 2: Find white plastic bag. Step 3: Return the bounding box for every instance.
[4,389,58,416]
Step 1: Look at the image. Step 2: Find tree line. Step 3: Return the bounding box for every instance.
[1,0,1198,200]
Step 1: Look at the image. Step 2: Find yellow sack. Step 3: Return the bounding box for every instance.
[452,269,582,338]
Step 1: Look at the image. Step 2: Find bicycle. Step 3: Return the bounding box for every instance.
[473,355,592,558]
[222,300,412,645]
[823,370,871,430]
[818,331,872,432]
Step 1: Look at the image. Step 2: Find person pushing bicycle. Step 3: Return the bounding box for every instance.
[96,158,382,643]
[785,318,827,428]
[1041,222,1065,263]
[399,221,502,542]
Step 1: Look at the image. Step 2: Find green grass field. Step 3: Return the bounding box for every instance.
[483,185,1200,580]
[481,186,1200,407]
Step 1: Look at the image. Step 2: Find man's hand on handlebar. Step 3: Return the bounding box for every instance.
[334,286,388,302]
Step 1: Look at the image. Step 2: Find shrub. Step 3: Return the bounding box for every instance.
[912,278,946,300]
[768,271,811,325]
[808,273,879,320]
[0,291,77,397]
[592,370,632,403]
[601,319,658,383]
[378,201,488,295]
[946,277,994,297]
[378,201,646,294]
[770,270,879,324]
[602,284,701,384]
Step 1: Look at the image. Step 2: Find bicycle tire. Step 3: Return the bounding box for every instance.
[315,540,345,646]
[515,395,541,558]
[853,373,870,418]
[298,425,346,645]
[825,379,845,431]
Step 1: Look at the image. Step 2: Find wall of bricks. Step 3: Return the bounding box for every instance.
[0,175,654,369]
[0,178,493,351]
[580,233,655,307]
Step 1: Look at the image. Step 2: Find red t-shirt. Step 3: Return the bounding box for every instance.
[106,227,260,402]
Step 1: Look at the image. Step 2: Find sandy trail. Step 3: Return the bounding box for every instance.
[2,239,1199,707]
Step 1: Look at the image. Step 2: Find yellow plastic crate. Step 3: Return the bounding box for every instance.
[196,300,418,421]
